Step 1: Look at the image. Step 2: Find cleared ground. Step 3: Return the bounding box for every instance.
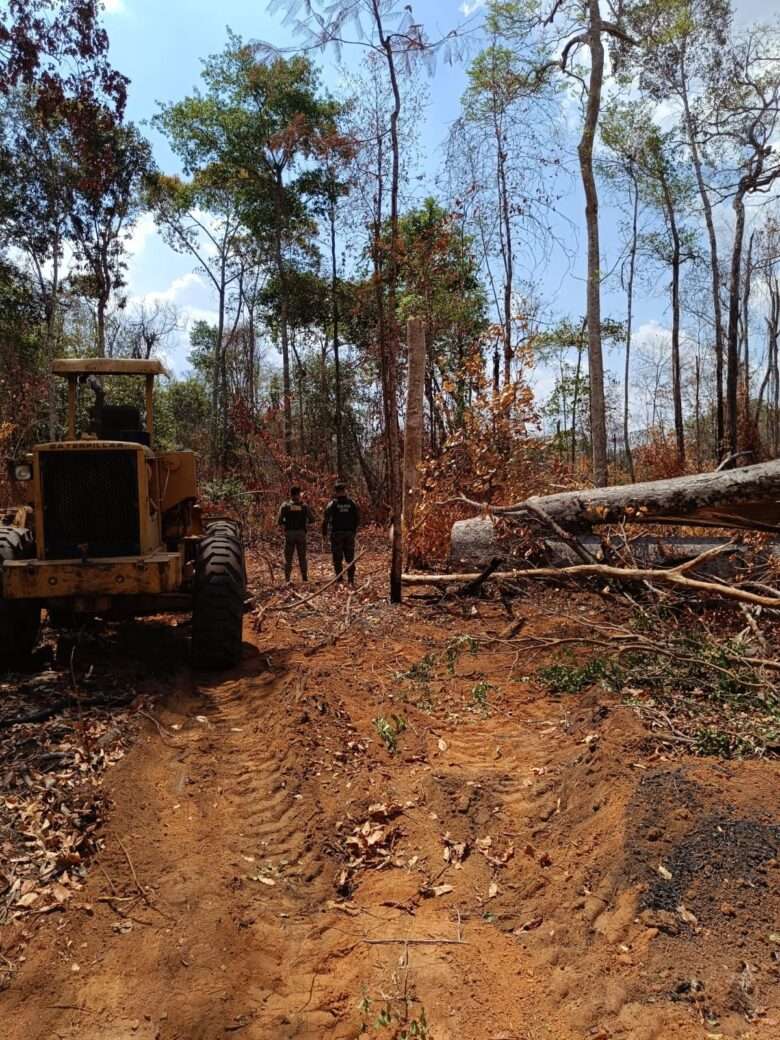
[1,549,779,1039]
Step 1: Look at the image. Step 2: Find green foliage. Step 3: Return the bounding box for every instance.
[359,994,429,1038]
[373,715,407,754]
[538,622,780,758]
[155,378,211,452]
[537,657,621,695]
[471,681,494,711]
[397,654,436,684]
[201,474,247,507]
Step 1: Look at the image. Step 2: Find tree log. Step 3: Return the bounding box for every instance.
[450,460,780,567]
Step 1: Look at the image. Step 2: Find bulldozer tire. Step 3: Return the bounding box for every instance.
[191,522,245,669]
[0,527,40,668]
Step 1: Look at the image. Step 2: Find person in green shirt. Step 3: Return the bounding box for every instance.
[277,486,315,583]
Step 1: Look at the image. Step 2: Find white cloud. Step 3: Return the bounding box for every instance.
[634,320,673,352]
[124,273,221,375]
[459,0,485,15]
[103,0,127,14]
[134,271,208,308]
[125,212,157,260]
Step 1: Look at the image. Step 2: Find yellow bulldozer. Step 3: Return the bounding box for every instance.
[0,358,246,669]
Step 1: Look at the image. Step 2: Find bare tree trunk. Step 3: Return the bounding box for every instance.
[211,270,226,472]
[273,171,293,457]
[624,164,638,481]
[580,0,608,486]
[329,193,344,477]
[375,3,404,604]
[726,188,747,458]
[695,352,702,470]
[570,334,584,467]
[96,291,108,358]
[403,317,426,564]
[495,115,513,386]
[680,51,725,458]
[659,170,685,465]
[742,231,755,390]
[449,458,780,563]
[46,241,61,438]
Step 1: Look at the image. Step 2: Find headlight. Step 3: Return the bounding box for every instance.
[13,463,32,481]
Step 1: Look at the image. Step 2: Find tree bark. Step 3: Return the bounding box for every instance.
[444,531,777,573]
[580,0,608,486]
[623,163,638,481]
[449,458,780,563]
[273,169,293,457]
[375,2,404,604]
[679,50,725,458]
[659,169,685,465]
[726,187,747,458]
[329,192,344,477]
[570,332,585,466]
[403,317,426,562]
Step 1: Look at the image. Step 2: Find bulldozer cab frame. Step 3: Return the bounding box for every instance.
[51,357,169,444]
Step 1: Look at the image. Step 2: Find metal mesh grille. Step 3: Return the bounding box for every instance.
[41,450,140,559]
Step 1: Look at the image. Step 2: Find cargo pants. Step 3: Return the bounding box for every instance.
[284,529,308,581]
[330,531,356,584]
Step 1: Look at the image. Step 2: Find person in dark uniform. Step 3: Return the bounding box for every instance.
[322,482,360,586]
[277,486,315,583]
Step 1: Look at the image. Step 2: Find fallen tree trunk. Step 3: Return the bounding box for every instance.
[465,459,780,528]
[450,459,780,567]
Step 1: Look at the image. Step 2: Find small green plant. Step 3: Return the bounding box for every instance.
[443,635,478,674]
[373,714,407,754]
[359,996,429,1038]
[201,474,246,506]
[537,657,621,695]
[471,680,494,712]
[401,1010,429,1039]
[397,653,436,683]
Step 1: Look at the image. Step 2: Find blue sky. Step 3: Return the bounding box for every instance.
[103,0,773,414]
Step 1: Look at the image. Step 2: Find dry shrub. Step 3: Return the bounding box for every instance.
[631,431,688,481]
[409,381,579,567]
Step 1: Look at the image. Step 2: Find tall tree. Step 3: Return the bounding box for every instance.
[709,27,780,456]
[489,0,642,487]
[0,93,69,435]
[395,198,488,452]
[155,39,338,458]
[640,126,698,465]
[67,114,151,356]
[146,174,244,463]
[0,0,127,119]
[636,0,732,457]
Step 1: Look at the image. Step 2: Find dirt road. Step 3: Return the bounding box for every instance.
[2,560,779,1039]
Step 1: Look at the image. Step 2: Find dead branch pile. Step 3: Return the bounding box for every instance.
[403,542,780,610]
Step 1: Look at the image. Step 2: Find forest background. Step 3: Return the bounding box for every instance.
[2,0,779,564]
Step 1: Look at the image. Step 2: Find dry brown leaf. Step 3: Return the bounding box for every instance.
[432,884,454,897]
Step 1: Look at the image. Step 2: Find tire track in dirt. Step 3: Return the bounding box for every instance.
[0,643,366,1040]
[4,596,779,1040]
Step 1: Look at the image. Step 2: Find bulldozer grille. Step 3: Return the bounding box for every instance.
[40,450,141,559]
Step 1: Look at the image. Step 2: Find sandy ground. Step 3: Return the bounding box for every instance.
[1,549,779,1040]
